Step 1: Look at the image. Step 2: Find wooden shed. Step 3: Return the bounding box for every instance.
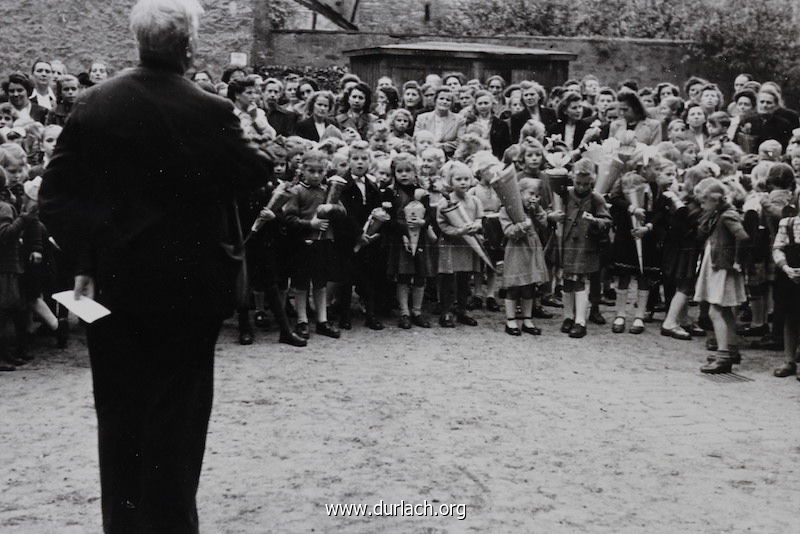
[343,41,577,89]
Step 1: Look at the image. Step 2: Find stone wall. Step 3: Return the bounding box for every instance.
[0,0,254,78]
[255,30,735,94]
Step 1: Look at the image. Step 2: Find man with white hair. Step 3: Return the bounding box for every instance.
[40,1,272,532]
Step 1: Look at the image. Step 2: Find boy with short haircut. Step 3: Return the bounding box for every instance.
[283,150,341,340]
[336,141,386,330]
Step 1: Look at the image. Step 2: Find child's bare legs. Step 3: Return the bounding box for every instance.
[709,304,730,352]
[663,291,689,330]
[31,297,58,331]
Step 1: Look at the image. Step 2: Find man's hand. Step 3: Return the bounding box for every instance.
[74,274,95,300]
[29,251,42,264]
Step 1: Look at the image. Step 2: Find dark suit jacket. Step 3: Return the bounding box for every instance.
[266,105,297,137]
[510,106,557,143]
[39,60,271,318]
[295,117,337,142]
[551,118,594,150]
[337,173,382,250]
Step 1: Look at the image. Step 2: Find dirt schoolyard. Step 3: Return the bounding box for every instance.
[2,306,799,533]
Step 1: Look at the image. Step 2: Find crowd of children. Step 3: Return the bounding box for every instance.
[2,61,800,379]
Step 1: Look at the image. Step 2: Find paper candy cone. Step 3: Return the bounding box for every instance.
[489,164,526,224]
[403,200,427,255]
[595,157,624,195]
[325,176,348,205]
[441,202,494,270]
[625,188,648,273]
[266,181,293,211]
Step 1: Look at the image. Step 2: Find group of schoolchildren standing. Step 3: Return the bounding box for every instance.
[4,64,800,382]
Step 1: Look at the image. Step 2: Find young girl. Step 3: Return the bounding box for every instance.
[387,108,413,149]
[499,177,549,335]
[436,161,484,327]
[469,153,503,312]
[386,152,435,329]
[608,170,661,335]
[694,178,750,373]
[659,160,704,340]
[283,150,342,340]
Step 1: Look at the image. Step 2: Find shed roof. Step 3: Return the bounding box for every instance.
[344,40,577,61]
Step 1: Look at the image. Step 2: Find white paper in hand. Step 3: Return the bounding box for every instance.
[52,291,111,323]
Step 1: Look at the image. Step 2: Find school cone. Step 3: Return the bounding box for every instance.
[403,200,427,255]
[245,182,294,243]
[441,202,494,270]
[622,174,648,273]
[315,176,348,240]
[489,164,526,223]
[595,156,624,195]
[545,168,569,266]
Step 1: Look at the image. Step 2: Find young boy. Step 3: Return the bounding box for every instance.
[555,158,611,338]
[283,150,341,340]
[336,141,385,330]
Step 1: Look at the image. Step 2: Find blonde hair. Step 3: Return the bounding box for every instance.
[441,160,473,187]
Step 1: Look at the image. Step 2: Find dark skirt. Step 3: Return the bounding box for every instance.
[482,216,505,263]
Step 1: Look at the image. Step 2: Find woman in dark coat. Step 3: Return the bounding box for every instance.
[551,91,598,151]
[295,90,339,142]
[510,80,557,141]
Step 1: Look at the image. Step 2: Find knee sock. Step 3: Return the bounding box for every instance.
[521,299,535,327]
[295,289,309,324]
[615,289,629,319]
[635,289,649,320]
[750,295,766,327]
[563,290,576,321]
[253,291,265,313]
[575,289,589,326]
[486,272,498,300]
[313,287,328,323]
[397,284,410,316]
[504,299,517,327]
[411,286,425,316]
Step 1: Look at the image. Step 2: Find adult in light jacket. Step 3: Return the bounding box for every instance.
[413,87,466,157]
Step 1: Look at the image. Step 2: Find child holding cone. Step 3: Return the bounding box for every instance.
[557,158,612,338]
[469,151,504,312]
[497,176,550,335]
[385,152,436,329]
[283,150,343,341]
[608,170,661,334]
[436,161,488,327]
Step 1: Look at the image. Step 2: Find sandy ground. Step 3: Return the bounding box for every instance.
[2,305,800,534]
